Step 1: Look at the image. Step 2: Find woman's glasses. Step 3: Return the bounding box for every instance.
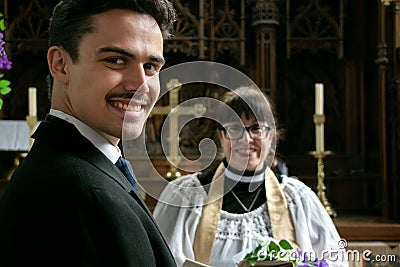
[221,124,271,140]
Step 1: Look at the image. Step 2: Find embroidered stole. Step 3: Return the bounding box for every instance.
[192,162,297,265]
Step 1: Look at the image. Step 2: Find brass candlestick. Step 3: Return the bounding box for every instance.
[26,115,37,150]
[311,113,337,217]
[309,150,337,217]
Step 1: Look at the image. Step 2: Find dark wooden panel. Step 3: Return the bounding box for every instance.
[334,216,400,241]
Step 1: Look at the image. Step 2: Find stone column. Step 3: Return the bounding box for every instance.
[252,0,280,98]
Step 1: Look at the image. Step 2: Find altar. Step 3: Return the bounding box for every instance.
[0,119,39,193]
[0,120,32,151]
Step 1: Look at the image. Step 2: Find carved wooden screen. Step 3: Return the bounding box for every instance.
[164,0,246,65]
[286,0,344,59]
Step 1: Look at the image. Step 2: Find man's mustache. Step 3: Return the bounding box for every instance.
[107,91,152,103]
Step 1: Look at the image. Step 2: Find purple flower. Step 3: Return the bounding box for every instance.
[0,23,12,71]
[315,259,329,267]
[0,14,12,110]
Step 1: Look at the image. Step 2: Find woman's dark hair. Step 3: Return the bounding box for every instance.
[217,86,279,135]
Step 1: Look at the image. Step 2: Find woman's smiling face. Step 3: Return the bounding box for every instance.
[219,114,272,172]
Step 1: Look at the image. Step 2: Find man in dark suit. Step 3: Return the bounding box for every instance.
[0,1,177,266]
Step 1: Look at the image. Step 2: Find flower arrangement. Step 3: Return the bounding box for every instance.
[243,238,328,267]
[0,12,12,110]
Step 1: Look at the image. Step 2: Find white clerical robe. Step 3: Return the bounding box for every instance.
[153,173,348,267]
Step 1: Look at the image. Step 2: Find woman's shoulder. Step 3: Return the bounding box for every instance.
[168,172,202,188]
[280,175,314,195]
[158,172,207,207]
[280,175,326,210]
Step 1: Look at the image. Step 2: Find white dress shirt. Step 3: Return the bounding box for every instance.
[49,109,121,164]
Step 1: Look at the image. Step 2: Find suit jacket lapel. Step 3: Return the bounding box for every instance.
[32,115,154,217]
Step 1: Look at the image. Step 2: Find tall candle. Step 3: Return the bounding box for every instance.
[28,87,37,117]
[315,83,324,115]
[315,83,325,152]
[315,125,325,152]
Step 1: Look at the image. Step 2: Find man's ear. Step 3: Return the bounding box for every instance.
[47,46,69,84]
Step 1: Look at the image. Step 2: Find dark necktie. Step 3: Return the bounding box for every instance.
[115,157,139,193]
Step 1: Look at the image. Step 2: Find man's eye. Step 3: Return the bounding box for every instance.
[105,57,126,65]
[143,63,159,71]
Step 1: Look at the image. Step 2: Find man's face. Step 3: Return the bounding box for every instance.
[59,9,164,145]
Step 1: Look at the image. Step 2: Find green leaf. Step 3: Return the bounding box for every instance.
[0,79,11,87]
[253,244,263,255]
[268,240,281,253]
[246,257,258,266]
[244,252,254,260]
[267,241,281,260]
[0,98,3,109]
[0,19,4,31]
[245,244,263,259]
[0,86,11,95]
[264,254,274,261]
[279,239,293,250]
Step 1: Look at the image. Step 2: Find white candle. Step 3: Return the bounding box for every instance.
[315,83,325,152]
[315,83,324,115]
[316,124,325,152]
[28,87,37,117]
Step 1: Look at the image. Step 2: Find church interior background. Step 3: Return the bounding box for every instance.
[0,0,399,262]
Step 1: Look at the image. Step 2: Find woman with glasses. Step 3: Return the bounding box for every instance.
[153,86,346,267]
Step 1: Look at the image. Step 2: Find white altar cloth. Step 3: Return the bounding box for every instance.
[0,120,35,151]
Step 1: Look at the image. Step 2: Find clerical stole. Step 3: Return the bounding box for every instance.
[193,163,297,265]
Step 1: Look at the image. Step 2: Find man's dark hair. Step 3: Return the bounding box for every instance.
[46,0,177,98]
[49,0,176,61]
